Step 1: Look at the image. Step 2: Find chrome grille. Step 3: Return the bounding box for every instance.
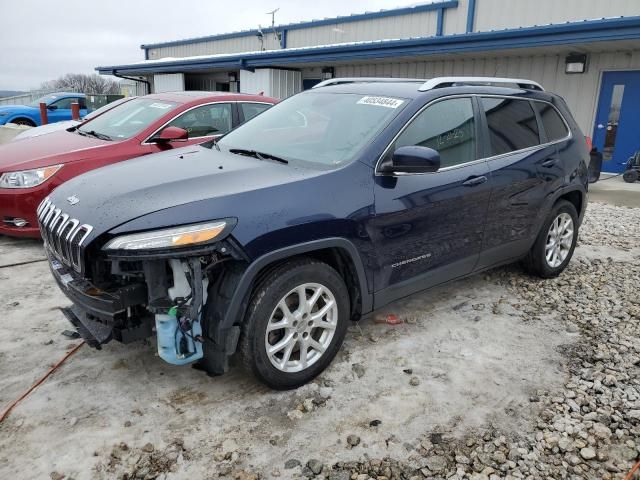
[37,197,93,272]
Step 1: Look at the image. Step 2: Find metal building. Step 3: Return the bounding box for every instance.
[97,0,640,173]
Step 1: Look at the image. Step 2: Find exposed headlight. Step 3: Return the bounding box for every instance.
[103,221,228,251]
[0,165,62,189]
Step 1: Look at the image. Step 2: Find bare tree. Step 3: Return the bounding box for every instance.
[40,73,121,94]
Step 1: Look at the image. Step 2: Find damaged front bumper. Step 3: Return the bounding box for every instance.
[49,256,154,348]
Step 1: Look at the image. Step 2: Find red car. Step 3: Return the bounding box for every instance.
[0,91,277,237]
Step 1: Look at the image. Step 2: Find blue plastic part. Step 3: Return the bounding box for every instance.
[155,313,203,366]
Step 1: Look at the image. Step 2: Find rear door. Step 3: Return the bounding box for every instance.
[475,96,564,270]
[370,96,492,306]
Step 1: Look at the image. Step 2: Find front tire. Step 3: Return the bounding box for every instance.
[240,258,350,390]
[524,200,579,278]
[10,118,36,127]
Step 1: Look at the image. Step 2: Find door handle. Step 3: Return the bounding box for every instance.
[462,175,488,187]
[541,158,558,168]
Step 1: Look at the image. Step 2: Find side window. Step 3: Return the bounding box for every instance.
[51,97,75,110]
[240,103,271,123]
[391,97,477,169]
[535,102,569,142]
[168,103,232,138]
[481,98,540,156]
[77,97,87,110]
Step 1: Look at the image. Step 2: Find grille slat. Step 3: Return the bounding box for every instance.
[37,197,93,273]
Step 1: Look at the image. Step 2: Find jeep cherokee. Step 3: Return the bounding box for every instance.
[39,77,589,389]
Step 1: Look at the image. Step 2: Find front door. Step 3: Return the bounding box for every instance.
[593,71,640,173]
[370,96,492,307]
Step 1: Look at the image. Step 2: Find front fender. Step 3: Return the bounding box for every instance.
[219,237,372,333]
[7,111,40,126]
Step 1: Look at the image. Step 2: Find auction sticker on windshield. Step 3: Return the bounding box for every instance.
[149,103,173,109]
[357,96,405,109]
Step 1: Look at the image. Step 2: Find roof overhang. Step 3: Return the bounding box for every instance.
[97,16,640,76]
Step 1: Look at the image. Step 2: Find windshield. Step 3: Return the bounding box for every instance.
[78,98,178,140]
[218,92,408,168]
[83,97,132,120]
[28,94,62,107]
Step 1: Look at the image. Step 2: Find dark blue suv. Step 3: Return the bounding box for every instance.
[40,77,589,389]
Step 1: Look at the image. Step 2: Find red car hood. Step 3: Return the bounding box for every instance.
[0,130,113,171]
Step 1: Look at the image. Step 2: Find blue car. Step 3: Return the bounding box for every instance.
[0,92,87,127]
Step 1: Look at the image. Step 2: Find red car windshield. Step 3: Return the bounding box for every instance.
[78,98,178,140]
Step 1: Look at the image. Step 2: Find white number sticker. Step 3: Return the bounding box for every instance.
[149,103,173,109]
[357,96,405,109]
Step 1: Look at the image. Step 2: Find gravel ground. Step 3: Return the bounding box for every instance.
[0,202,639,480]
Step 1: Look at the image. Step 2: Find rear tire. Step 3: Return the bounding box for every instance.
[10,118,35,127]
[524,200,579,278]
[239,258,349,390]
[623,169,638,183]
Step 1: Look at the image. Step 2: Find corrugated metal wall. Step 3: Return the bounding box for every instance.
[474,0,640,32]
[147,34,281,60]
[333,50,640,136]
[239,69,302,98]
[287,10,439,48]
[153,73,185,93]
[144,0,640,60]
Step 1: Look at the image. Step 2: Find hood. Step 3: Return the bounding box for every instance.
[0,129,111,171]
[0,105,36,112]
[47,145,321,242]
[12,120,80,141]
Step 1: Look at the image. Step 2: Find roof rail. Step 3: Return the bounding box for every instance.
[312,77,427,89]
[419,76,544,91]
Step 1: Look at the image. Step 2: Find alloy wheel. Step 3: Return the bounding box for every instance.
[545,212,574,268]
[264,283,338,373]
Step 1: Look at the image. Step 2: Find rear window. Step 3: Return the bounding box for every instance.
[481,98,540,156]
[536,102,569,142]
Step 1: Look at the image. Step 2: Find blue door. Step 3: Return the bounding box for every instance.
[593,71,640,173]
[47,96,87,123]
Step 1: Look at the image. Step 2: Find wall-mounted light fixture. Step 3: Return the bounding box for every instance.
[321,67,335,81]
[565,53,588,74]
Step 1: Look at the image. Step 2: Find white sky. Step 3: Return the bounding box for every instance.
[0,0,421,90]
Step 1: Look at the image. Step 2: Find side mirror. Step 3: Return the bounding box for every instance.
[380,146,441,174]
[47,105,58,111]
[153,126,189,143]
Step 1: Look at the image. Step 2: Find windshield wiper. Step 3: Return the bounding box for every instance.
[229,148,288,164]
[77,129,112,141]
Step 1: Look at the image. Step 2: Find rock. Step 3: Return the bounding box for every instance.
[424,455,447,473]
[287,409,304,420]
[580,447,597,460]
[328,471,350,480]
[403,368,413,375]
[369,419,382,427]
[347,434,361,447]
[50,472,64,480]
[124,420,132,428]
[307,459,323,475]
[284,459,301,469]
[142,443,154,453]
[409,376,421,386]
[352,363,366,378]
[302,398,315,412]
[558,437,573,452]
[492,451,507,464]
